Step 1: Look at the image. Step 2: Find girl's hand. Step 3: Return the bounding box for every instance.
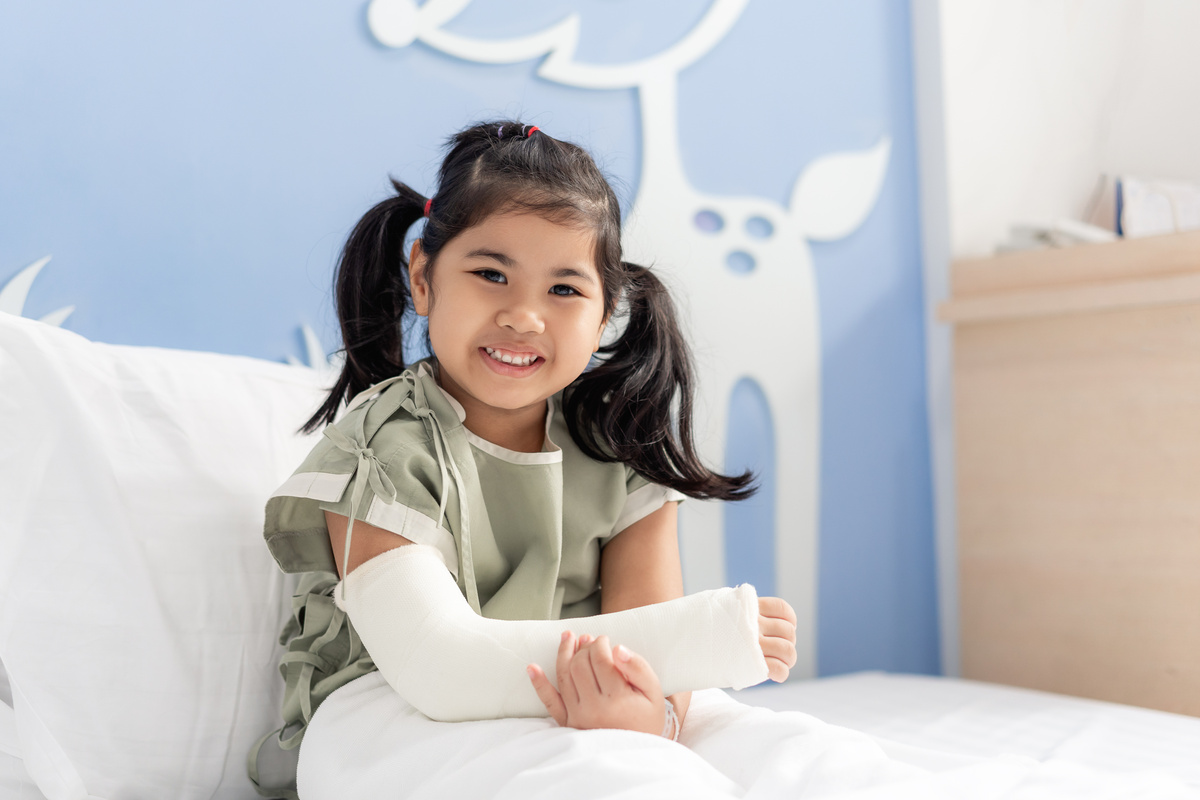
[527,632,666,736]
[758,596,798,682]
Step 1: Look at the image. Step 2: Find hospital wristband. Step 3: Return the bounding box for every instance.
[662,697,680,741]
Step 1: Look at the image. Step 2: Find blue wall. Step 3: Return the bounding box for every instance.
[1,0,939,676]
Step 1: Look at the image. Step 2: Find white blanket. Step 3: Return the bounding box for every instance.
[297,673,1198,799]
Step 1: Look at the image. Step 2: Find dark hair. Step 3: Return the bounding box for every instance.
[303,120,753,502]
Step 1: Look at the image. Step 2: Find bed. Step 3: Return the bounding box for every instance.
[1,312,1197,799]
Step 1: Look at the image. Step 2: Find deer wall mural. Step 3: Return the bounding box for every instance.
[367,0,891,678]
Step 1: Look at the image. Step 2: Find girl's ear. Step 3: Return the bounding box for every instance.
[409,240,430,317]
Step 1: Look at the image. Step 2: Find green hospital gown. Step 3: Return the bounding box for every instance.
[249,358,683,798]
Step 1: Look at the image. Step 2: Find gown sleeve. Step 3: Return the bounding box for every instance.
[264,406,460,578]
[601,466,687,547]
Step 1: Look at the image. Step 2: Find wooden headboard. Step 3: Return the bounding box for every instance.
[940,231,1200,717]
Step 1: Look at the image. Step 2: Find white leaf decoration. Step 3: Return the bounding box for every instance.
[791,137,892,242]
[39,306,76,327]
[0,256,52,315]
[301,324,328,369]
[287,323,335,372]
[0,255,75,326]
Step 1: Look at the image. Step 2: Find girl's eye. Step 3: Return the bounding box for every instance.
[474,269,506,284]
[550,285,579,297]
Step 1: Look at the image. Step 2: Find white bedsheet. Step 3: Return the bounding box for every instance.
[297,672,1199,799]
[0,697,40,800]
[734,672,1200,788]
[6,671,1198,798]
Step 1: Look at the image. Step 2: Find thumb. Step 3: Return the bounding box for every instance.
[527,664,568,727]
[611,645,662,697]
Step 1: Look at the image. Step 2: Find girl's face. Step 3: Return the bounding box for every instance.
[409,210,608,420]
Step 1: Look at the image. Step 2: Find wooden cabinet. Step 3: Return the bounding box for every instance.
[940,231,1200,717]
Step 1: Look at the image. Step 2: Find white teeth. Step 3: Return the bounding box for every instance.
[485,348,537,367]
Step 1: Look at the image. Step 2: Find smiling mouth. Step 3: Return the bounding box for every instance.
[483,347,541,368]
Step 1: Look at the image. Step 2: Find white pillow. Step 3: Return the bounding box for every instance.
[0,313,329,799]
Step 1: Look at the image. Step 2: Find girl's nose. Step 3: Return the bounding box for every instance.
[496,303,545,335]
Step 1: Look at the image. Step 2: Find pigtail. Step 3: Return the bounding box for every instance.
[301,178,427,433]
[564,263,756,501]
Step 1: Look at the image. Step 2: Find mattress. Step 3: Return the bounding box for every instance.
[5,672,1198,798]
[735,671,1200,789]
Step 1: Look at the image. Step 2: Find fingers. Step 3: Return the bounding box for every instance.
[759,633,797,682]
[758,596,797,626]
[764,658,790,683]
[571,634,604,697]
[611,644,663,698]
[757,596,798,682]
[583,636,629,698]
[759,615,795,641]
[526,663,567,726]
[556,631,580,707]
[555,635,666,734]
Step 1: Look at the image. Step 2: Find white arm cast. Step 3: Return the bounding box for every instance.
[336,544,769,722]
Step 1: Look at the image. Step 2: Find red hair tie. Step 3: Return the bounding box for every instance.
[526,126,540,138]
[423,198,432,217]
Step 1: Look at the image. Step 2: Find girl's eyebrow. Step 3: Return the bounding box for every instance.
[465,248,597,285]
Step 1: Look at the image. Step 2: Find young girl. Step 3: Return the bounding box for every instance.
[249,120,798,799]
